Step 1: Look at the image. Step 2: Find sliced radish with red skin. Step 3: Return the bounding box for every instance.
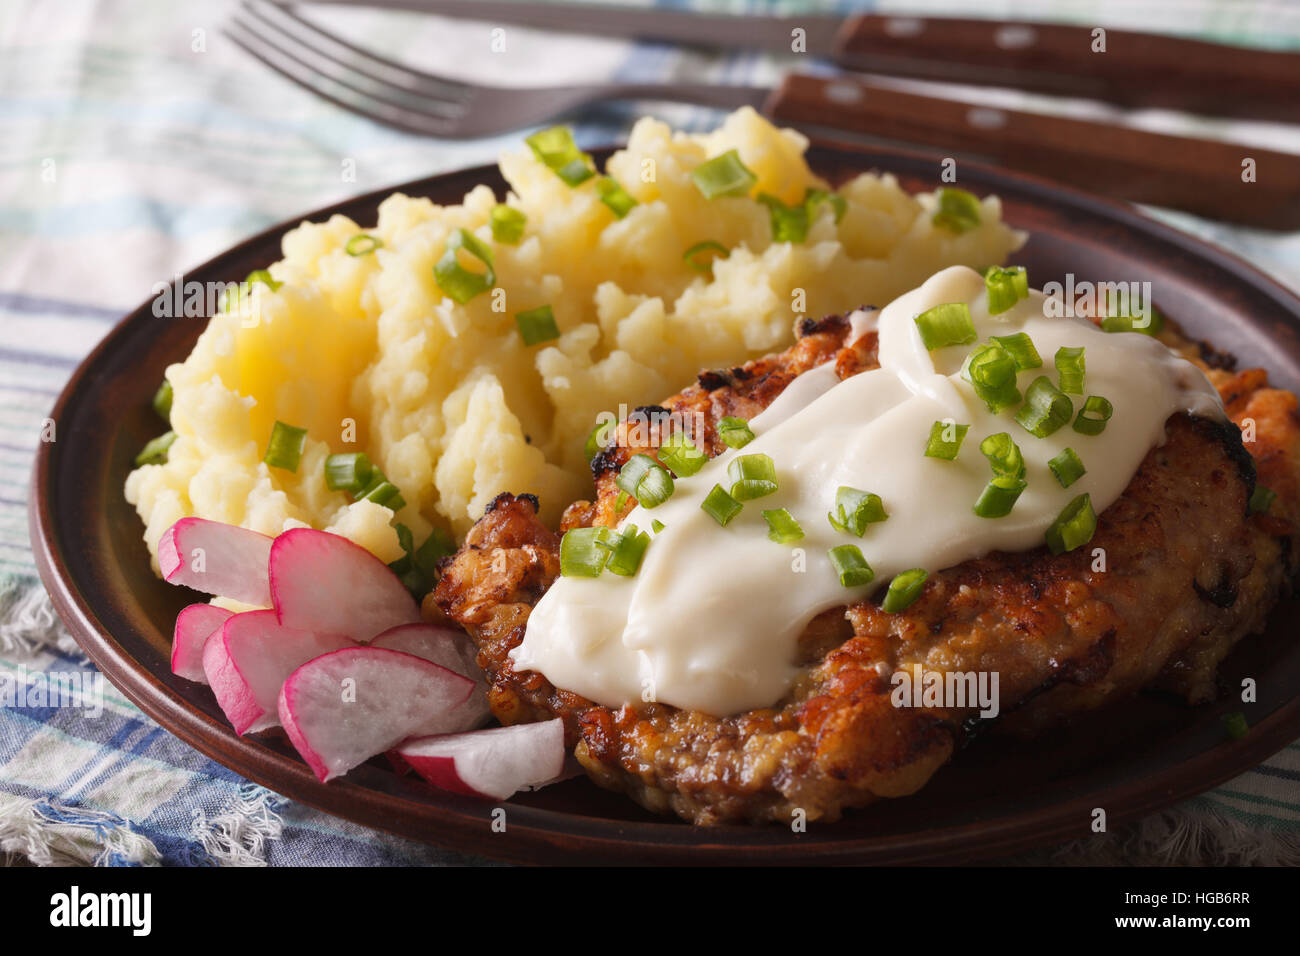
[202,610,353,735]
[370,624,490,731]
[158,518,273,607]
[395,720,566,800]
[278,646,475,782]
[268,528,419,641]
[171,604,234,683]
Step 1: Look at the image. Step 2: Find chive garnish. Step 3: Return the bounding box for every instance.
[701,484,743,526]
[882,569,929,613]
[691,150,756,199]
[1072,395,1113,436]
[490,205,527,244]
[264,421,307,472]
[914,302,977,350]
[515,305,560,346]
[828,544,874,588]
[762,508,804,545]
[434,228,495,304]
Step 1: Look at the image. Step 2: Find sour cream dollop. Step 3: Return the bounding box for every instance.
[512,266,1224,716]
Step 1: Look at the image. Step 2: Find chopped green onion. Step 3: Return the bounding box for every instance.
[246,269,281,292]
[596,176,637,218]
[1249,485,1276,515]
[1055,346,1086,394]
[525,126,594,186]
[881,569,928,613]
[804,187,847,223]
[762,508,804,544]
[932,187,981,234]
[828,544,874,588]
[963,342,1022,412]
[1048,448,1087,488]
[584,419,615,462]
[1222,711,1249,740]
[718,416,755,449]
[134,430,176,467]
[605,528,651,576]
[828,486,888,537]
[1016,376,1073,439]
[701,484,743,526]
[758,193,810,243]
[914,302,977,350]
[390,524,452,597]
[614,490,630,511]
[728,453,778,501]
[1101,308,1164,336]
[1045,493,1097,554]
[264,421,307,472]
[559,526,614,577]
[359,478,405,512]
[434,228,495,304]
[984,265,1029,314]
[394,522,414,555]
[691,149,757,199]
[414,528,456,575]
[650,519,665,534]
[616,454,675,509]
[973,475,1027,518]
[387,554,427,597]
[925,420,970,460]
[657,432,707,477]
[1072,395,1113,436]
[990,331,1041,370]
[965,342,1019,388]
[515,304,560,346]
[152,380,173,422]
[324,452,374,492]
[683,240,729,274]
[345,234,383,256]
[490,204,527,244]
[979,432,1025,479]
[356,467,405,511]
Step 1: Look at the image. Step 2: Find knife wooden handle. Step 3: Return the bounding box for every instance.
[765,74,1300,230]
[831,15,1300,124]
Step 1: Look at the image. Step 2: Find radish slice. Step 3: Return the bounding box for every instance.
[202,610,353,735]
[370,624,490,731]
[171,604,234,683]
[158,518,273,607]
[269,528,420,641]
[278,646,475,782]
[395,720,567,800]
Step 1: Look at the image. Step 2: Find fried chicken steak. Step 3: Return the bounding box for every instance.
[429,311,1300,825]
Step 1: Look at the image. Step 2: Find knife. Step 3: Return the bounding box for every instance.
[257,2,1300,227]
[299,0,1300,124]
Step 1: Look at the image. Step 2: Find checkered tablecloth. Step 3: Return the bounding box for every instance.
[2,0,1298,865]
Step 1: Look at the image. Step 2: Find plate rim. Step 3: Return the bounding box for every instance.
[28,138,1300,865]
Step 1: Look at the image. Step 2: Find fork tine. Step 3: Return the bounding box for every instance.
[238,3,468,120]
[254,2,474,103]
[224,13,459,137]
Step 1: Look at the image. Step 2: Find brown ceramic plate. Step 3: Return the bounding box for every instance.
[30,142,1300,865]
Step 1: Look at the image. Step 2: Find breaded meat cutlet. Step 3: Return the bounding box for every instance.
[429,313,1300,825]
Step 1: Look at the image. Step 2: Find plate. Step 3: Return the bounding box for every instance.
[30,141,1300,865]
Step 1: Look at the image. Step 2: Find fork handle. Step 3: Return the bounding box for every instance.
[765,74,1300,230]
[832,15,1300,124]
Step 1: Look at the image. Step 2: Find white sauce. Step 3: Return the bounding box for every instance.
[512,266,1225,717]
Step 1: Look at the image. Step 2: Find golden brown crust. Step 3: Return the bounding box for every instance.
[432,314,1300,825]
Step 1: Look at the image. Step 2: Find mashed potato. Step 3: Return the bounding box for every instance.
[126,108,1023,571]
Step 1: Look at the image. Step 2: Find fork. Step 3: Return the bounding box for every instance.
[224,1,1300,228]
[224,1,768,139]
